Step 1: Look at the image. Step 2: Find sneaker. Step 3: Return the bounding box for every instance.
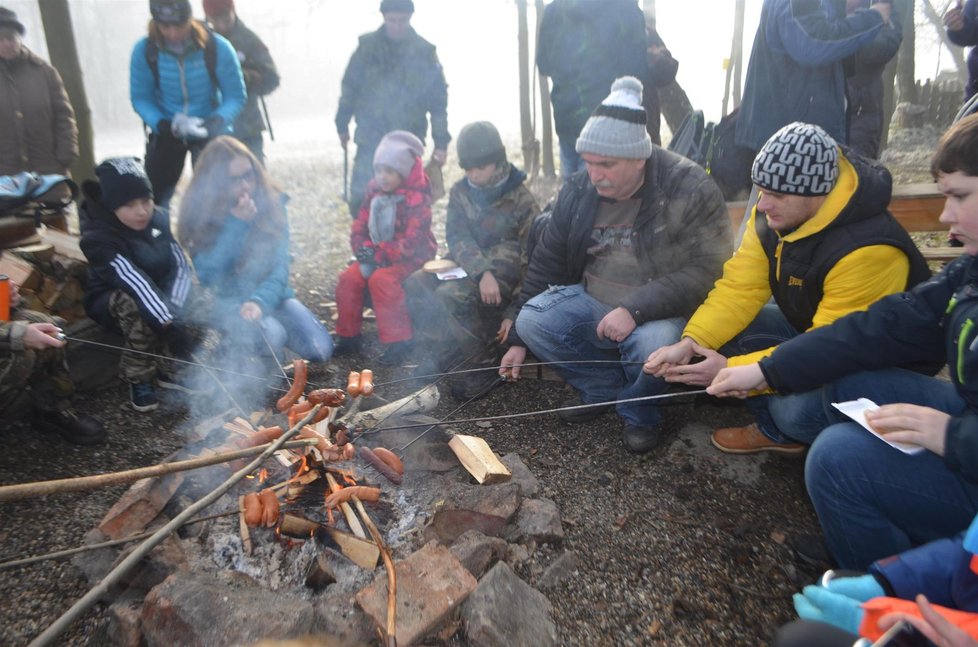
[451,369,503,402]
[32,408,107,445]
[622,424,662,454]
[130,382,159,412]
[333,335,362,357]
[377,340,413,366]
[711,423,805,455]
[157,371,213,395]
[556,395,613,424]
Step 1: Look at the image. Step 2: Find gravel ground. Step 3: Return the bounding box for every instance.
[0,130,939,646]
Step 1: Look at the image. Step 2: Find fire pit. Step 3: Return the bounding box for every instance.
[65,374,564,647]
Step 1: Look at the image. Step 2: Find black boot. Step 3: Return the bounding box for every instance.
[32,408,107,445]
[378,340,413,366]
[333,335,362,357]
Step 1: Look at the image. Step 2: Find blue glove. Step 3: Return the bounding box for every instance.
[793,585,864,634]
[823,573,884,602]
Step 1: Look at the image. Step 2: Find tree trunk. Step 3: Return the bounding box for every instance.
[896,0,918,104]
[881,0,911,151]
[535,0,555,178]
[38,0,95,186]
[517,0,538,178]
[659,81,694,134]
[733,0,746,108]
[921,0,969,86]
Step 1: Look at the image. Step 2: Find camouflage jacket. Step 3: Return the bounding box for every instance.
[446,165,538,319]
[335,26,450,150]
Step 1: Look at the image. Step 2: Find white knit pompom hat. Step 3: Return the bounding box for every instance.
[575,76,653,160]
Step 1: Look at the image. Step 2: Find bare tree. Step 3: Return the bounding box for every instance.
[723,0,747,116]
[38,0,95,184]
[921,0,969,85]
[517,0,538,178]
[536,0,555,178]
[896,0,918,103]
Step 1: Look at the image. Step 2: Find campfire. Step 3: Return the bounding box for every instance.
[6,361,564,646]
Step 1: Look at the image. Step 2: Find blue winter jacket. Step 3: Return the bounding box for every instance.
[191,201,295,313]
[129,31,246,134]
[869,513,978,612]
[736,0,884,151]
[947,0,978,101]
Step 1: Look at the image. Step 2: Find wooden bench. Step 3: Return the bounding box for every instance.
[726,182,957,262]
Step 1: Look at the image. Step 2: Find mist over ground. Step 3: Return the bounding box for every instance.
[1,0,958,161]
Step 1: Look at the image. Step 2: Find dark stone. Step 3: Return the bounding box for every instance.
[461,561,557,647]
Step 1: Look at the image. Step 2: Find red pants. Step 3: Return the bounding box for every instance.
[335,262,415,343]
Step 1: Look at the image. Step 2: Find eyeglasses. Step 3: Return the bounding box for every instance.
[229,169,255,186]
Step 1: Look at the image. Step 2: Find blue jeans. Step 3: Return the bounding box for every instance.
[558,138,586,180]
[807,368,978,569]
[218,297,334,363]
[515,284,685,427]
[720,304,831,444]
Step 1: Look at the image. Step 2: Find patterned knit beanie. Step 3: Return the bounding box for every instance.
[96,158,154,212]
[457,121,507,170]
[576,76,653,160]
[751,122,839,196]
[373,131,424,178]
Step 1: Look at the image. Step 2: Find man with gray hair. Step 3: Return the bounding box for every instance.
[644,122,931,455]
[499,76,732,454]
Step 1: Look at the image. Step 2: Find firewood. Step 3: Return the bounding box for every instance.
[0,252,41,290]
[39,225,86,262]
[448,435,512,485]
[325,472,367,539]
[278,514,379,570]
[9,242,54,263]
[343,383,440,427]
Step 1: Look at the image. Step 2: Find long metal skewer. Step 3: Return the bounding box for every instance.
[255,322,292,387]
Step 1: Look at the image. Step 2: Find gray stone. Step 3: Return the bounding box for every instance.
[450,530,508,578]
[501,453,539,497]
[514,499,564,544]
[106,599,142,647]
[141,571,314,647]
[461,561,557,647]
[452,482,522,521]
[536,550,579,591]
[310,584,376,646]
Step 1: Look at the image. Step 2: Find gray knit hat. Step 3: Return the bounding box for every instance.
[576,76,653,160]
[373,130,424,178]
[0,7,25,35]
[751,122,839,196]
[457,121,507,170]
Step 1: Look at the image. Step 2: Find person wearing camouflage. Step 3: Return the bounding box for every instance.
[0,284,106,445]
[406,122,538,400]
[335,0,450,216]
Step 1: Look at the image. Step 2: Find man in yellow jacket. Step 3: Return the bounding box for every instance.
[644,121,931,454]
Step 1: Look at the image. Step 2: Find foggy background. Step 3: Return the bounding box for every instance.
[1,0,956,162]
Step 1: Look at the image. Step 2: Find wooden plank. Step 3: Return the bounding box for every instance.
[39,226,86,262]
[448,434,512,485]
[0,252,41,290]
[921,247,966,261]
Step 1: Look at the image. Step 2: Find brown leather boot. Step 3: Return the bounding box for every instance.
[711,423,804,455]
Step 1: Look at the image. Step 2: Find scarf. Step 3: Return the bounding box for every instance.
[368,193,403,243]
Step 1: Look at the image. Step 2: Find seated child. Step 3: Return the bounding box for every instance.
[80,157,202,412]
[0,281,106,445]
[406,121,538,400]
[334,130,436,366]
[177,137,333,376]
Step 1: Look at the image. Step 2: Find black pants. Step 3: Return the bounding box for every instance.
[144,130,210,208]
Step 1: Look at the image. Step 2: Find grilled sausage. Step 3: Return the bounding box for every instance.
[360,446,402,484]
[276,359,308,411]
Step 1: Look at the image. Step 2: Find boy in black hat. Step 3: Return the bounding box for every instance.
[79,157,204,412]
[406,121,538,400]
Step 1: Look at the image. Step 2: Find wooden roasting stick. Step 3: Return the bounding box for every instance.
[325,472,367,539]
[354,496,397,647]
[0,439,319,503]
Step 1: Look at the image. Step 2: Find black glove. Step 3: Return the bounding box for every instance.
[204,116,225,138]
[156,119,172,136]
[355,246,375,265]
[163,324,197,360]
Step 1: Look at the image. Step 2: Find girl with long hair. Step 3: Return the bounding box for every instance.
[178,136,333,370]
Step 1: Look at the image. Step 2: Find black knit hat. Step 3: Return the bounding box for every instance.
[457,122,507,170]
[96,158,154,212]
[150,0,192,24]
[0,7,25,35]
[751,122,839,196]
[380,0,414,14]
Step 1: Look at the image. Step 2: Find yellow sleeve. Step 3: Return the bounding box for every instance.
[683,211,773,349]
[727,244,911,367]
